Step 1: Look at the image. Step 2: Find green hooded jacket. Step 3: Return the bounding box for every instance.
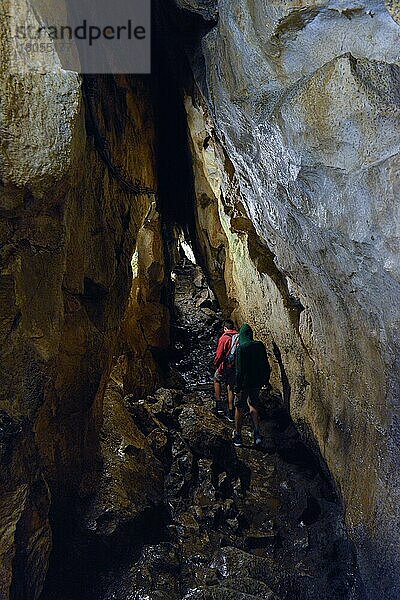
[236,324,271,390]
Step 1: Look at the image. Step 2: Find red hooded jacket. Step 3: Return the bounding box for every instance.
[214,329,238,374]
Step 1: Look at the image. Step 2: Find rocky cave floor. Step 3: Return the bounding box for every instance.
[41,261,360,600]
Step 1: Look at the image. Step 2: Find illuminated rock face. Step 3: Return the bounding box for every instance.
[180,2,400,597]
[0,7,164,592]
[1,1,399,597]
[386,0,400,24]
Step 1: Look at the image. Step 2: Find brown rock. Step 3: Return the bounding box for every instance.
[179,405,236,472]
[83,383,164,536]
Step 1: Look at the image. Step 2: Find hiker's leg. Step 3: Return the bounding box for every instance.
[235,390,247,433]
[214,371,224,414]
[248,388,261,432]
[225,368,236,411]
[235,406,245,433]
[214,379,222,401]
[214,370,222,400]
[248,404,260,431]
[227,384,234,410]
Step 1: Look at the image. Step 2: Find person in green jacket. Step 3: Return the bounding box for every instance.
[232,323,271,447]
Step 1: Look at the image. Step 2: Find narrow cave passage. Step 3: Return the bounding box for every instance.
[2,0,399,598]
[39,5,361,599]
[125,257,360,599]
[40,253,360,600]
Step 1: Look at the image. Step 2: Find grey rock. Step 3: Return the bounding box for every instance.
[175,0,218,22]
[179,405,237,471]
[184,2,400,596]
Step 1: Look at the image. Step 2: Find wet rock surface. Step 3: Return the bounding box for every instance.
[42,262,361,599]
[0,23,161,593]
[127,263,360,599]
[175,3,400,596]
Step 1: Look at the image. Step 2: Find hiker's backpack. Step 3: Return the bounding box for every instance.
[225,333,239,369]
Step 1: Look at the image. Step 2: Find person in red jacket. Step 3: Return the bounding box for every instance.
[213,319,239,422]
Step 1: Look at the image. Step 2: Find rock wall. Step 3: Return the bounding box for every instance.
[1,0,399,597]
[119,203,170,399]
[178,2,400,597]
[0,3,164,595]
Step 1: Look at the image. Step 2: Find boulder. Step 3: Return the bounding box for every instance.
[179,405,236,472]
[83,383,163,536]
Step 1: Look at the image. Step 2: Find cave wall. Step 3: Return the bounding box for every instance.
[119,203,170,399]
[0,2,163,595]
[1,0,399,597]
[178,2,400,597]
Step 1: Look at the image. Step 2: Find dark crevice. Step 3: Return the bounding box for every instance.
[41,501,172,600]
[10,477,50,600]
[82,75,156,198]
[151,1,222,327]
[273,8,321,43]
[149,14,231,320]
[151,1,198,231]
[81,277,108,330]
[273,341,292,411]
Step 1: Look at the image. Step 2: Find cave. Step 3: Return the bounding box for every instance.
[0,2,399,600]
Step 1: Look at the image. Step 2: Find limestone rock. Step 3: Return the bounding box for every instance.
[99,543,181,600]
[167,434,195,492]
[0,0,82,194]
[125,397,166,436]
[83,382,163,536]
[0,487,28,596]
[175,0,218,21]
[179,405,236,472]
[0,482,51,600]
[386,1,400,24]
[0,17,161,590]
[210,546,287,595]
[146,428,170,465]
[154,387,184,409]
[119,205,171,399]
[179,2,400,596]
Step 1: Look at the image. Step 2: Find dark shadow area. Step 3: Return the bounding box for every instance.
[273,341,291,411]
[151,0,228,319]
[40,502,171,600]
[151,0,214,232]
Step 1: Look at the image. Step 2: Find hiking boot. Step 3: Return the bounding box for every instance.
[254,431,262,447]
[226,408,235,422]
[232,431,243,447]
[215,400,224,415]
